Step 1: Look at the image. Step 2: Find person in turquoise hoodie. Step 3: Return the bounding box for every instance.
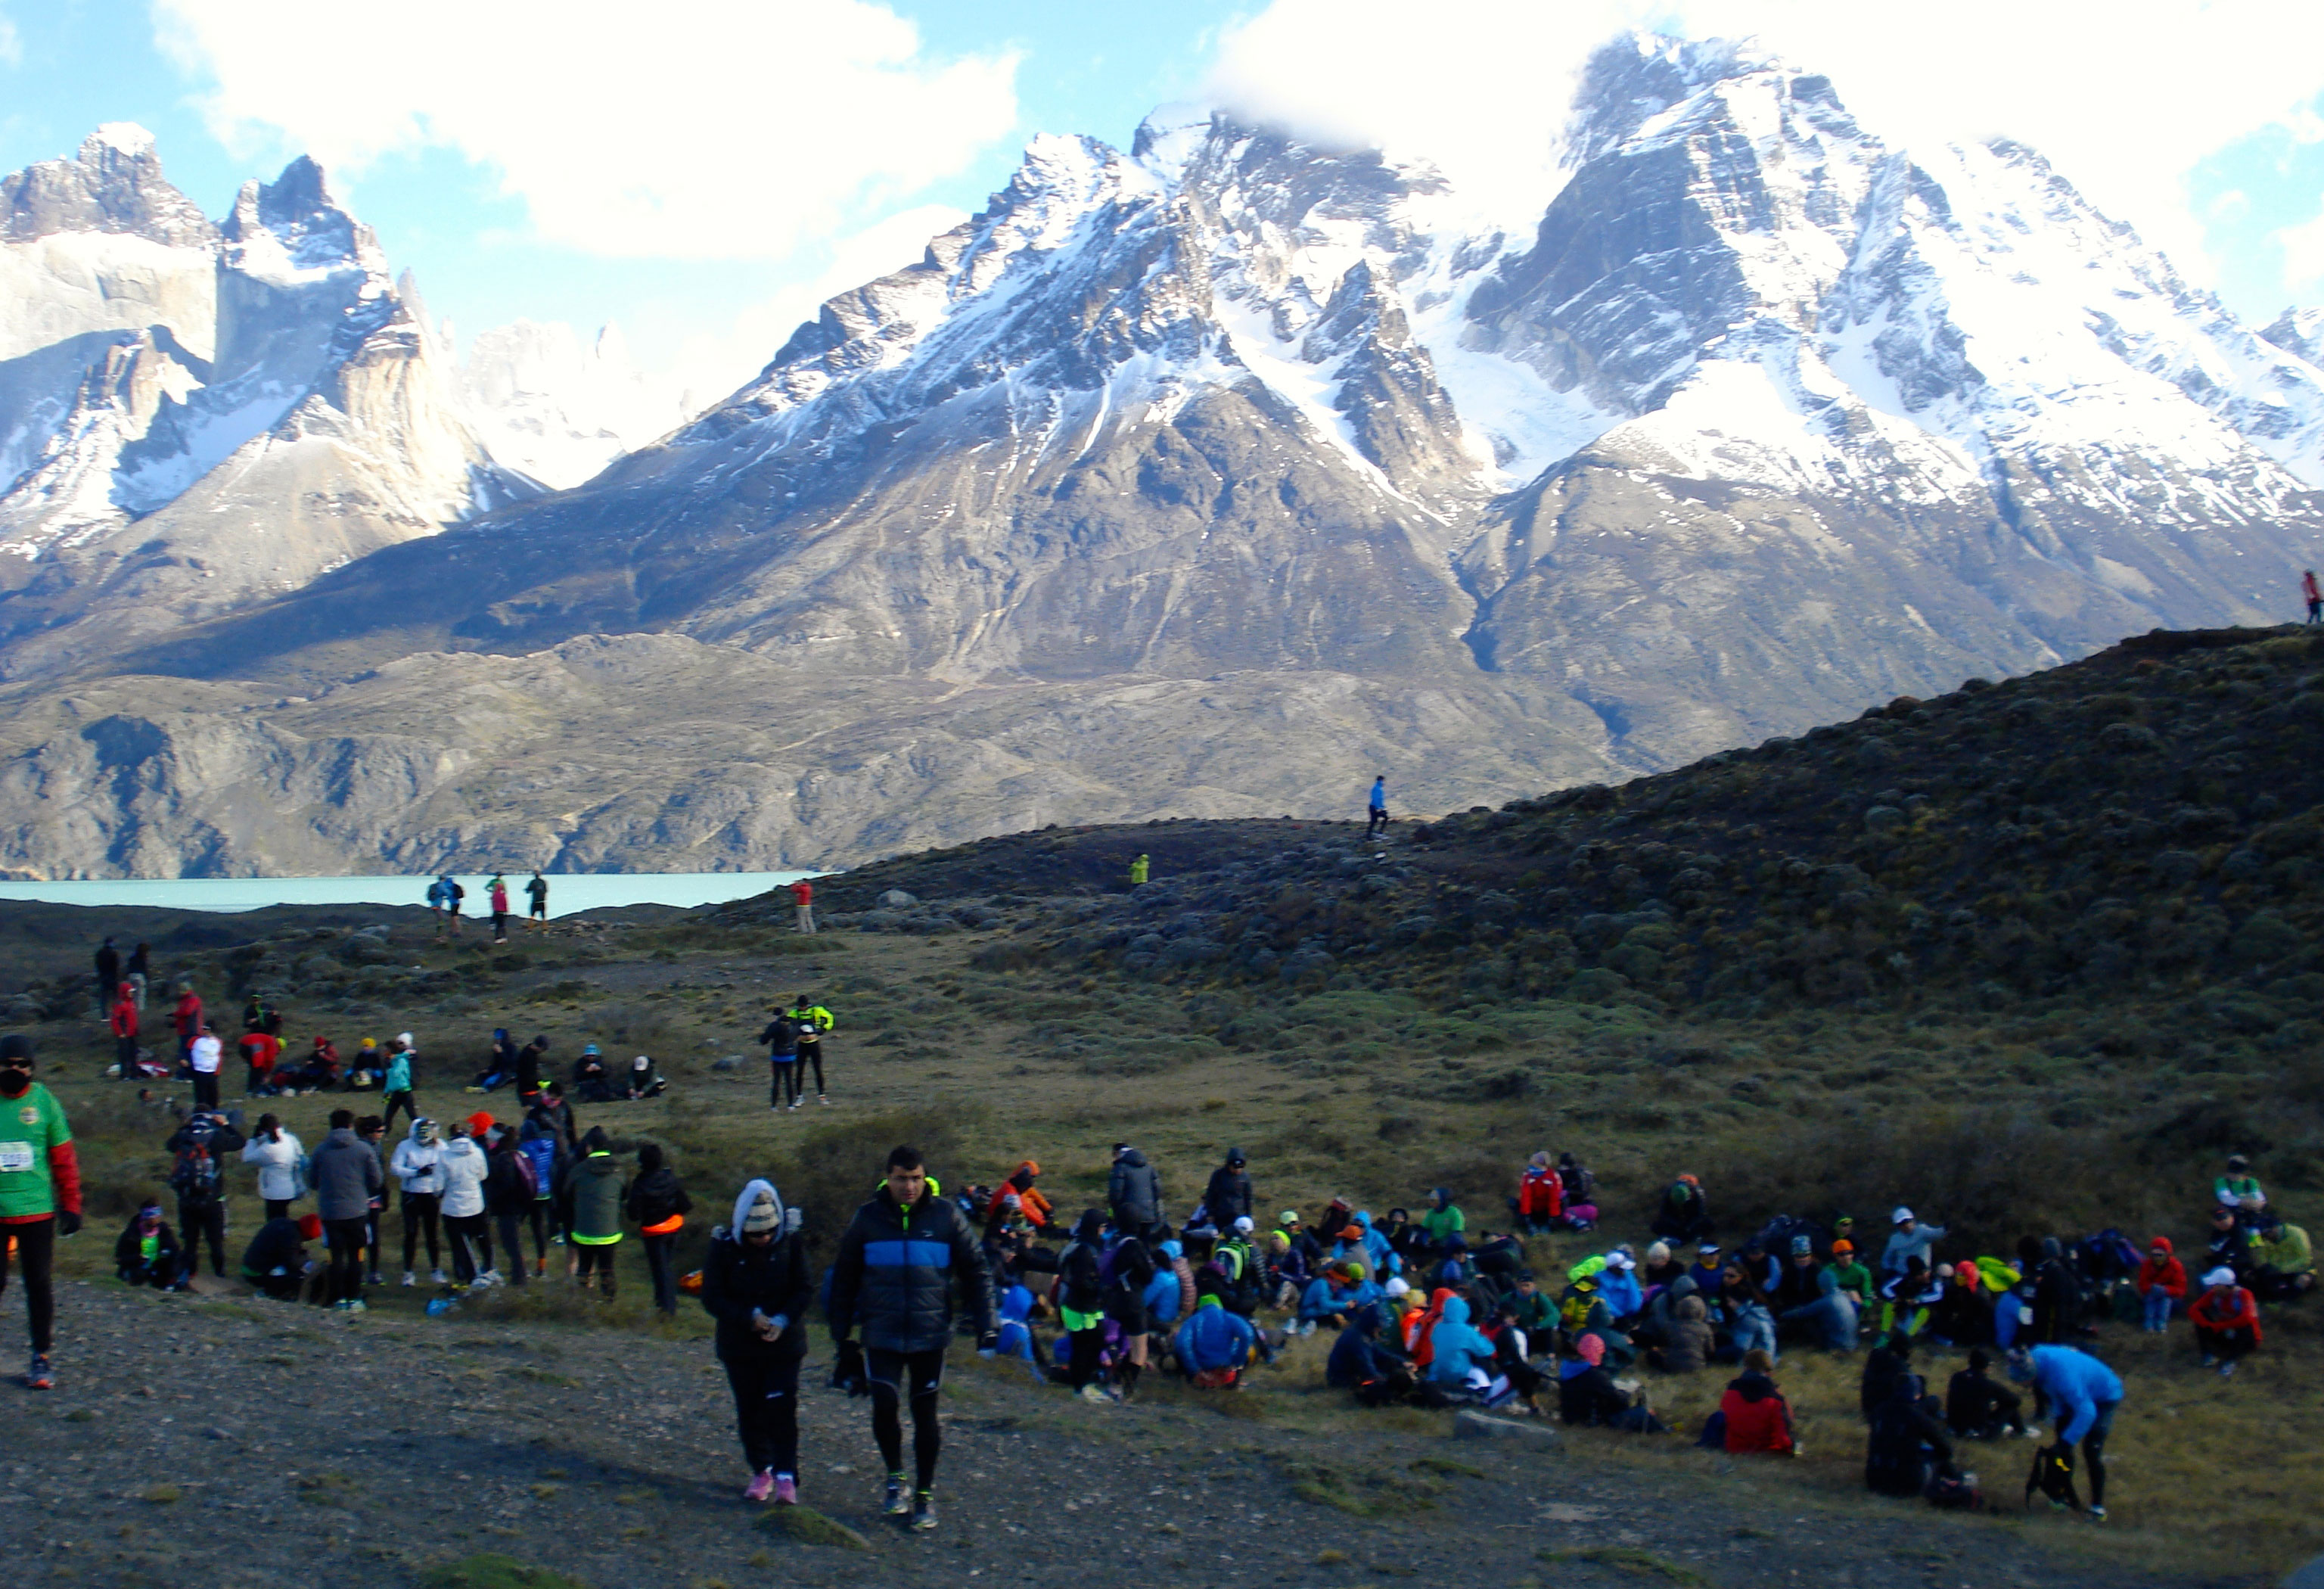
[1425,1295,1497,1391]
[1351,1210,1396,1276]
[1299,1267,1356,1332]
[1175,1292,1256,1385]
[381,1034,418,1136]
[2009,1344,2124,1519]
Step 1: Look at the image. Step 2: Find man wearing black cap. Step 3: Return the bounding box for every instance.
[1202,1147,1252,1231]
[0,1035,82,1389]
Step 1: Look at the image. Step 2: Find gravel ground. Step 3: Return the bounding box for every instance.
[2,1280,2247,1589]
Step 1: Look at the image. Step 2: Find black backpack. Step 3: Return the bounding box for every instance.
[2024,1444,2081,1511]
[170,1143,223,1202]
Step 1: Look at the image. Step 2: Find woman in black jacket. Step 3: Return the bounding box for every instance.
[626,1143,694,1315]
[1058,1208,1110,1398]
[701,1178,812,1505]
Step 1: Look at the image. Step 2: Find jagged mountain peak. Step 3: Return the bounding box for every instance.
[222,154,380,285]
[1,124,218,249]
[2261,306,2324,368]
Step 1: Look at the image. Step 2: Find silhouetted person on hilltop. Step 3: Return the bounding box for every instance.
[2305,568,2322,625]
[1366,776,1387,838]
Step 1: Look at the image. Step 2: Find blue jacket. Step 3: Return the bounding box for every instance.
[1599,1267,1644,1317]
[1300,1275,1353,1322]
[995,1284,1043,1365]
[1175,1298,1255,1373]
[384,1052,412,1093]
[1142,1266,1182,1326]
[1353,1212,1393,1273]
[1344,1278,1384,1311]
[1425,1297,1496,1388]
[2030,1345,2123,1444]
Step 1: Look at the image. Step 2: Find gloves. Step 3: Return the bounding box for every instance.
[830,1339,868,1398]
[56,1210,82,1238]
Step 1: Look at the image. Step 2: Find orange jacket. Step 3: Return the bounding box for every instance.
[986,1162,1052,1227]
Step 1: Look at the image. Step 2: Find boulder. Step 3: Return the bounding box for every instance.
[879,889,918,909]
[1452,1410,1558,1447]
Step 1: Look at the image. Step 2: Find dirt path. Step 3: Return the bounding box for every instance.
[4,1281,2239,1589]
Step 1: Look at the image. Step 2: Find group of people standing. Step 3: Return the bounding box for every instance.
[427,871,551,943]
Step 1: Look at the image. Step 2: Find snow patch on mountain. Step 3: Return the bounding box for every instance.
[455,320,688,490]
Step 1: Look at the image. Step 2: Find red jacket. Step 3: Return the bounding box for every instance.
[108,990,138,1040]
[2189,1284,2260,1342]
[1518,1165,1563,1220]
[172,992,202,1040]
[791,879,812,905]
[1720,1375,1795,1454]
[2135,1242,2187,1300]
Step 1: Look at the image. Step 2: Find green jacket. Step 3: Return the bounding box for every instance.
[565,1152,628,1245]
[1421,1204,1465,1243]
[2253,1224,2313,1275]
[791,1004,834,1036]
[1825,1258,1874,1301]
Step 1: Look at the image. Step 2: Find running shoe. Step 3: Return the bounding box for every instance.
[788,1100,801,1111]
[25,1354,53,1390]
[883,1474,910,1516]
[744,1470,775,1503]
[772,1476,798,1506]
[347,1299,368,1314]
[401,1271,417,1287]
[911,1491,937,1531]
[366,1273,384,1286]
[1078,1384,1110,1404]
[2089,1506,2108,1522]
[430,1267,448,1285]
[2219,1360,2236,1377]
[819,1095,830,1105]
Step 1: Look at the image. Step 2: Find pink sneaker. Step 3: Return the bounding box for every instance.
[744,1470,775,1503]
[772,1475,798,1506]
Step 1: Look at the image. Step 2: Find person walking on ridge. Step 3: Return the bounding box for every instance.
[488,874,511,944]
[2306,568,2322,626]
[526,869,549,930]
[790,877,815,934]
[1367,776,1388,839]
[827,1143,996,1531]
[758,1009,803,1112]
[790,994,834,1105]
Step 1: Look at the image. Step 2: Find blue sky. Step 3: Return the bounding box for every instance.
[8,1,2324,396]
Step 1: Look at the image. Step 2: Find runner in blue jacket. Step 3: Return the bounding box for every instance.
[2011,1344,2124,1519]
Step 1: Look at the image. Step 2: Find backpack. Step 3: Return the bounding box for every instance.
[170,1143,222,1202]
[1925,1463,1983,1511]
[518,1137,557,1199]
[2024,1444,2081,1512]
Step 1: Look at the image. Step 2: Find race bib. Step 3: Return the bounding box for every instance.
[0,1141,34,1172]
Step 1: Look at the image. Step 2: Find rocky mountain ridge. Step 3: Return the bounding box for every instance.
[4,33,2324,875]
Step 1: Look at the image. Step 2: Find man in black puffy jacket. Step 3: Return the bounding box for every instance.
[1201,1147,1252,1231]
[828,1144,995,1533]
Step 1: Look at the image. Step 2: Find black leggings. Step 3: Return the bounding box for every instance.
[769,1061,800,1108]
[0,1215,57,1354]
[867,1346,946,1491]
[402,1192,442,1271]
[324,1217,368,1304]
[382,1090,417,1136]
[1067,1325,1105,1390]
[264,1199,292,1221]
[723,1347,803,1476]
[492,1214,530,1286]
[178,1196,227,1278]
[799,1043,825,1096]
[445,1213,491,1283]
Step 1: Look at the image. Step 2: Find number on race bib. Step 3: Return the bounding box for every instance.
[0,1142,35,1172]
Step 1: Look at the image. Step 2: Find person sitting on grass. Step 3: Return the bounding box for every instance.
[2189,1267,2261,1376]
[1880,1208,1947,1277]
[1863,1368,1952,1500]
[1298,1262,1358,1335]
[1596,1248,1645,1326]
[993,1283,1047,1373]
[1423,1295,1499,1401]
[2214,1153,2264,1212]
[1720,1348,1797,1456]
[1512,1151,1562,1236]
[1879,1256,1943,1341]
[1174,1289,1256,1388]
[1686,1240,1726,1295]
[1508,1268,1558,1339]
[1944,1348,2028,1440]
[115,1202,184,1289]
[1328,1301,1413,1406]
[1556,1333,1664,1432]
[1418,1187,1465,1259]
[1824,1239,1873,1313]
[1648,1289,1713,1373]
[2248,1215,2315,1301]
[1642,1241,1684,1289]
[1651,1174,1711,1244]
[2134,1238,2188,1332]
[1779,1264,1859,1353]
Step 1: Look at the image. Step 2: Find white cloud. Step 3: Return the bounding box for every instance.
[0,11,20,68]
[152,0,1018,260]
[2278,207,2324,288]
[1206,0,2324,281]
[670,202,968,406]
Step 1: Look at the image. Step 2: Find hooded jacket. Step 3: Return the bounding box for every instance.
[701,1178,812,1360]
[389,1124,444,1195]
[1108,1149,1163,1228]
[1425,1296,1496,1388]
[1660,1295,1714,1373]
[2135,1239,2189,1300]
[1327,1302,1401,1388]
[1597,1263,1645,1318]
[563,1130,626,1244]
[2027,1345,2124,1444]
[309,1126,384,1223]
[1173,1296,1255,1373]
[1202,1161,1253,1227]
[828,1180,996,1354]
[1058,1211,1108,1315]
[241,1127,306,1203]
[483,1136,536,1216]
[986,1162,1052,1227]
[1719,1370,1795,1454]
[437,1135,489,1219]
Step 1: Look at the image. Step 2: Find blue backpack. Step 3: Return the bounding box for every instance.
[519,1137,557,1199]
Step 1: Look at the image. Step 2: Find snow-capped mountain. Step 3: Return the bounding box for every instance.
[4,34,2324,875]
[0,128,537,676]
[454,320,691,490]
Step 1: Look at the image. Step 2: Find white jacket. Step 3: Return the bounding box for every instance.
[390,1133,443,1195]
[241,1130,304,1202]
[437,1137,489,1218]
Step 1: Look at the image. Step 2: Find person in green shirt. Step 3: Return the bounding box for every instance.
[1420,1187,1465,1255]
[2214,1154,2265,1212]
[0,1034,82,1390]
[1824,1239,1875,1313]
